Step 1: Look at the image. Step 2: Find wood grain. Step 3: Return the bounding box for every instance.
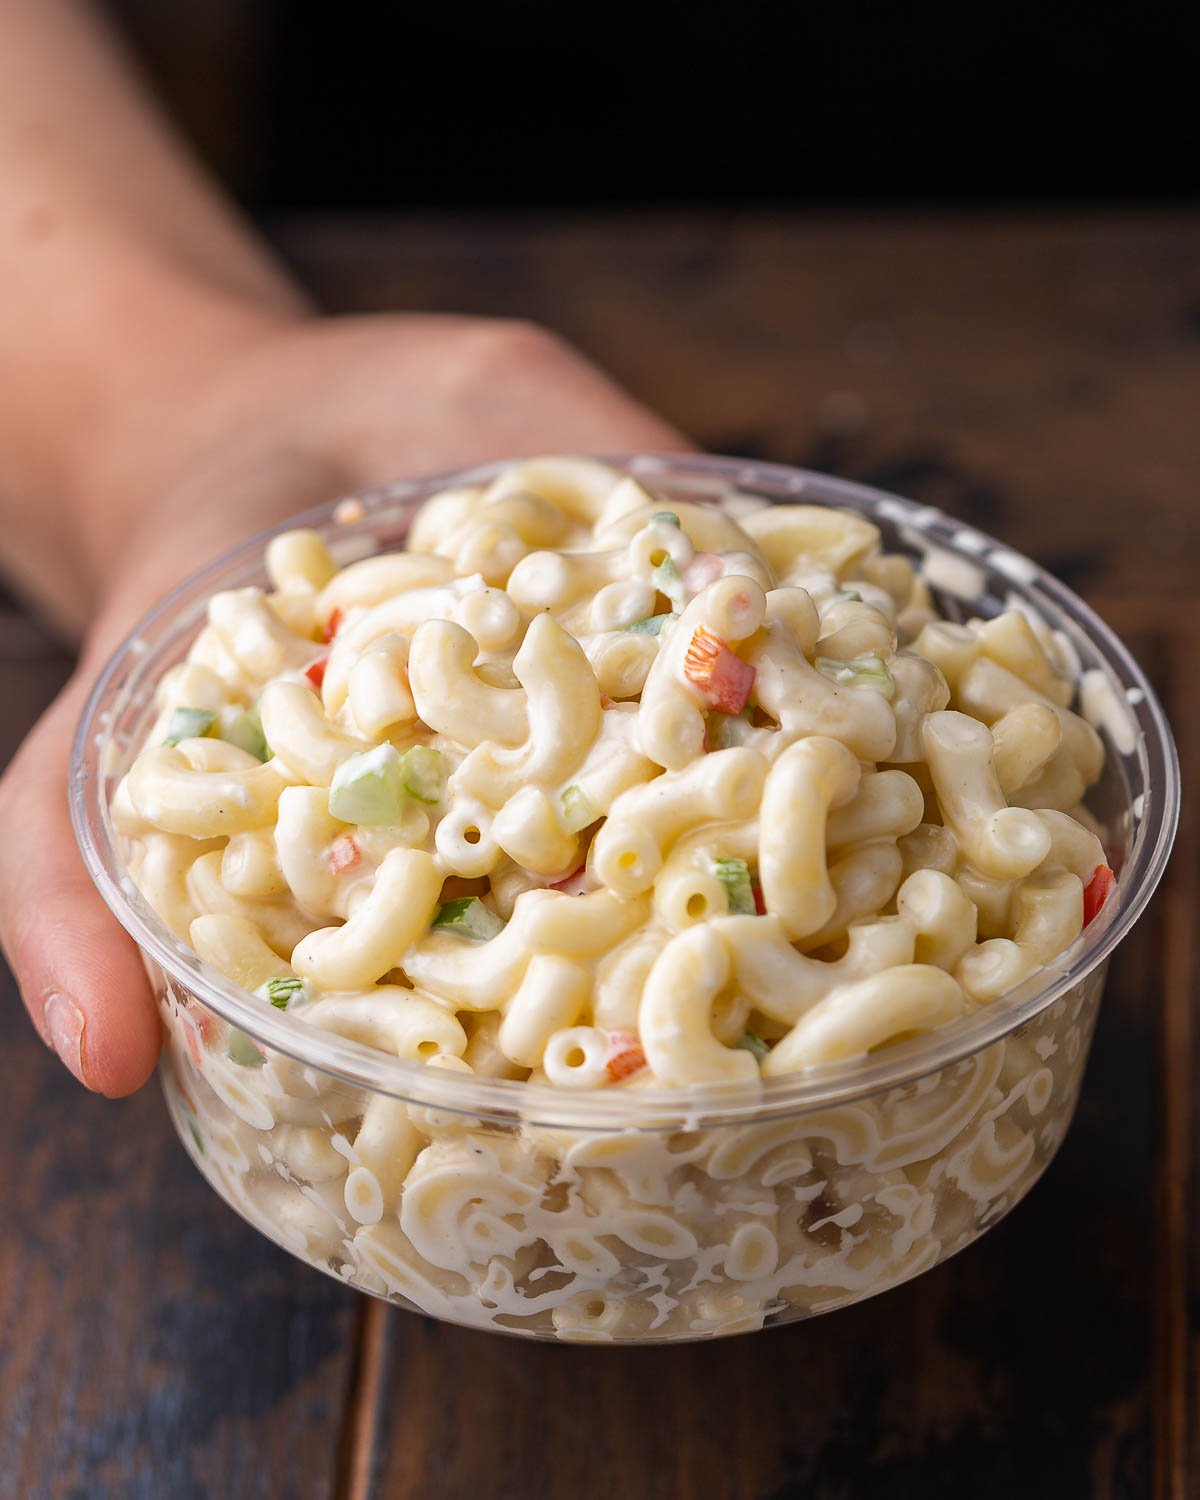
[1155,626,1198,1500]
[363,611,1177,1500]
[1,212,1195,1499]
[0,616,364,1500]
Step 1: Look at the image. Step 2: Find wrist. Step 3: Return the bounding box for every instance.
[0,234,310,633]
[63,257,310,577]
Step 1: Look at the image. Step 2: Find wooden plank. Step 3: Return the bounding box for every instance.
[3,214,1194,1499]
[362,633,1171,1500]
[1155,624,1198,1500]
[0,616,360,1500]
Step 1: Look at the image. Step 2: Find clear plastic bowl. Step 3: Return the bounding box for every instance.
[70,455,1179,1343]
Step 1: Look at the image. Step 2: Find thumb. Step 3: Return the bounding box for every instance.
[0,674,160,1096]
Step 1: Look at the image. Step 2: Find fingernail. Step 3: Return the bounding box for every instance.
[43,993,88,1086]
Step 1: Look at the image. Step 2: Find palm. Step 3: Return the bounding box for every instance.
[0,314,685,1095]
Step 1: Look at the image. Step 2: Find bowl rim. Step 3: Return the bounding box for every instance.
[70,453,1181,1130]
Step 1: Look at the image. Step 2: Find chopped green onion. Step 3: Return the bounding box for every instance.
[624,613,671,635]
[329,743,407,825]
[431,896,506,942]
[706,708,752,750]
[398,744,445,804]
[560,784,595,834]
[734,1031,770,1059]
[218,704,270,761]
[255,976,306,1010]
[815,654,896,699]
[713,857,757,915]
[164,708,215,746]
[227,1029,266,1068]
[649,511,682,528]
[654,556,687,611]
[187,1121,206,1157]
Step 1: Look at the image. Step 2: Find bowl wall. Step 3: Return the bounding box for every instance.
[158,958,1105,1341]
[72,455,1178,1342]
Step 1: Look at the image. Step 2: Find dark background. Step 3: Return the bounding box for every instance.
[107,0,1200,212]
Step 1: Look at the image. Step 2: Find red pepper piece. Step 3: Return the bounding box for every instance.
[1083,863,1115,925]
[683,626,756,715]
[606,1033,647,1082]
[328,835,361,874]
[549,865,589,895]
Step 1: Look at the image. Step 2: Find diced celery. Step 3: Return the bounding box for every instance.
[164,708,215,746]
[218,704,270,761]
[706,708,752,750]
[255,976,306,1010]
[560,784,595,834]
[329,743,407,825]
[815,654,896,699]
[227,1029,266,1068]
[397,744,445,804]
[713,857,757,915]
[187,1121,206,1157]
[431,896,506,942]
[654,556,687,611]
[649,511,682,528]
[734,1031,770,1059]
[837,589,864,603]
[624,613,670,635]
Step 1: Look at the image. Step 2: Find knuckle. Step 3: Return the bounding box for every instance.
[465,317,569,374]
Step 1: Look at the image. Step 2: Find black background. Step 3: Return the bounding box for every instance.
[107,0,1200,211]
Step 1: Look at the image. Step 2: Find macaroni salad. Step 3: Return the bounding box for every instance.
[110,456,1119,1338]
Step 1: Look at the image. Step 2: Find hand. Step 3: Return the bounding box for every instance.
[0,311,687,1095]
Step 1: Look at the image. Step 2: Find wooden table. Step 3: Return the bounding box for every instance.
[2,211,1196,1500]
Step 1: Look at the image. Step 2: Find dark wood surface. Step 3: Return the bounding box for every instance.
[1,211,1196,1500]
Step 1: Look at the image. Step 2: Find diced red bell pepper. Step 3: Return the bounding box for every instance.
[682,551,725,595]
[328,835,361,874]
[322,607,344,644]
[684,626,756,715]
[181,1010,212,1069]
[1083,863,1115,925]
[606,1033,647,1082]
[304,656,328,690]
[751,878,767,916]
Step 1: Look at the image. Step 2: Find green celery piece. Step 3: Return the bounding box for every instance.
[814,654,896,699]
[624,613,671,636]
[164,708,215,746]
[734,1031,770,1059]
[397,744,445,804]
[706,708,752,750]
[218,704,269,761]
[837,589,864,603]
[227,1029,266,1068]
[649,511,682,528]
[560,784,595,834]
[653,556,687,611]
[431,897,506,942]
[713,857,757,915]
[255,976,306,1010]
[329,743,407,825]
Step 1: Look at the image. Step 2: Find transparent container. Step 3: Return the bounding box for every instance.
[70,456,1179,1343]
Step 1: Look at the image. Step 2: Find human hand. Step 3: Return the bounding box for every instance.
[0,311,687,1094]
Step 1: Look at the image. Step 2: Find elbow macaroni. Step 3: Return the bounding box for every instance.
[116,457,1120,1340]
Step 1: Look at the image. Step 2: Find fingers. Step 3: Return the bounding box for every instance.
[0,676,160,1096]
